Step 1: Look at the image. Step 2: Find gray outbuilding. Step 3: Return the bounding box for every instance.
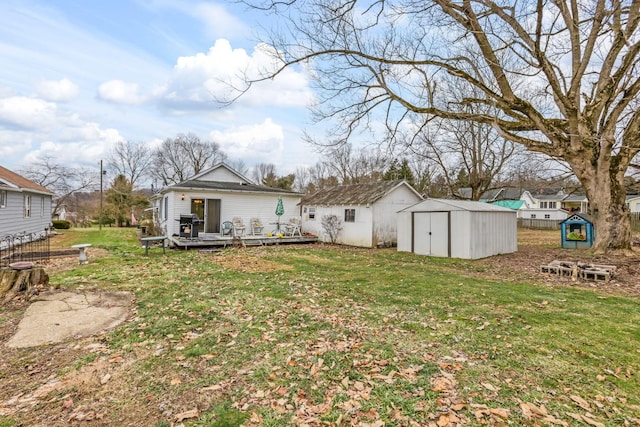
[397,199,517,259]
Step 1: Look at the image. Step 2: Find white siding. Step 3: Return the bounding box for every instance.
[396,211,412,252]
[197,167,249,183]
[519,208,568,220]
[371,186,422,245]
[301,183,422,248]
[628,198,640,213]
[0,190,52,237]
[164,190,300,236]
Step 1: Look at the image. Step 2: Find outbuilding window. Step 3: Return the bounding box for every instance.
[344,208,356,222]
[0,190,6,208]
[24,195,31,218]
[308,206,316,220]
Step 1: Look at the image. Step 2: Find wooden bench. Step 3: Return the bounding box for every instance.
[141,236,167,255]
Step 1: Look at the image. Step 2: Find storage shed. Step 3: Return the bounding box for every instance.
[397,199,517,259]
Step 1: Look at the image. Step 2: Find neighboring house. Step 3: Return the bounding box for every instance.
[518,208,570,220]
[299,180,423,247]
[561,193,589,213]
[626,195,640,213]
[0,165,53,238]
[397,198,517,259]
[151,163,303,238]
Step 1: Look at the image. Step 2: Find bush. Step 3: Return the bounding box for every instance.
[52,220,71,229]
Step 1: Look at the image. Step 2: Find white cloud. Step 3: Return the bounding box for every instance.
[157,39,314,112]
[0,96,58,130]
[191,3,250,39]
[35,78,79,101]
[98,80,147,105]
[210,118,284,163]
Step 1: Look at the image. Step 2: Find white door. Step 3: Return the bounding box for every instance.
[413,212,449,257]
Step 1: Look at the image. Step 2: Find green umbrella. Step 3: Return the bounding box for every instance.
[275,196,285,217]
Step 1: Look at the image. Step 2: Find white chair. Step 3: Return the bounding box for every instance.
[251,218,264,235]
[285,217,301,236]
[232,217,246,236]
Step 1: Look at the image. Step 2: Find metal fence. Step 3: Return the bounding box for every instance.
[0,229,51,268]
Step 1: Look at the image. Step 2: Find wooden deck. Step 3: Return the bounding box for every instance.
[168,233,319,249]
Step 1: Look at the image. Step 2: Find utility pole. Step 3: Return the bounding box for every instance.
[99,160,104,231]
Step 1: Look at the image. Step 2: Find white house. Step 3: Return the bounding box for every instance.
[299,180,423,247]
[0,166,53,238]
[151,163,303,238]
[397,199,517,259]
[626,195,640,213]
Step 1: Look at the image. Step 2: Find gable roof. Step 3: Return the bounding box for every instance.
[300,180,421,206]
[188,162,254,184]
[0,166,52,194]
[169,179,301,195]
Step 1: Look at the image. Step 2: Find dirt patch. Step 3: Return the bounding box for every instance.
[475,229,640,296]
[205,249,294,273]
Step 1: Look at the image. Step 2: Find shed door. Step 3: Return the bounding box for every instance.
[413,212,449,257]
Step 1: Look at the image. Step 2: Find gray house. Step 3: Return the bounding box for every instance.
[0,166,54,238]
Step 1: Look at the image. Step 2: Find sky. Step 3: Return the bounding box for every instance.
[0,0,318,176]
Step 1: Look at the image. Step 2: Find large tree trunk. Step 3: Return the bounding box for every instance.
[574,156,632,253]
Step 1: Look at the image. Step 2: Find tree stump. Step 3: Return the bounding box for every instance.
[0,263,49,302]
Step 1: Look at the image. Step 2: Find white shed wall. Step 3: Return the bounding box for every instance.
[396,211,412,252]
[371,186,422,245]
[628,198,640,213]
[397,200,517,259]
[301,206,373,247]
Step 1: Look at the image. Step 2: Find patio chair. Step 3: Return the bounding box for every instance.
[251,218,264,236]
[221,221,234,236]
[284,217,302,237]
[232,217,246,236]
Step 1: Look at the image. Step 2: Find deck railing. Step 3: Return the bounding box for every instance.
[0,229,51,268]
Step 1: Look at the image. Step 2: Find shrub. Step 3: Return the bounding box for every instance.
[52,220,71,229]
[321,214,342,244]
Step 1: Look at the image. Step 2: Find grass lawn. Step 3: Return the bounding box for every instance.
[1,227,638,426]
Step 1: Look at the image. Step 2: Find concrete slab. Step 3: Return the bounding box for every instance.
[5,290,133,348]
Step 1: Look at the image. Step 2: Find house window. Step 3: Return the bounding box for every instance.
[24,195,31,218]
[540,201,547,208]
[530,214,537,219]
[41,197,45,217]
[549,202,556,208]
[544,214,551,219]
[308,207,316,220]
[344,208,356,222]
[0,190,6,208]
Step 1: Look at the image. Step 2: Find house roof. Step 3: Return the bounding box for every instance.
[401,198,515,213]
[0,165,52,194]
[492,200,525,210]
[299,180,420,206]
[169,179,301,195]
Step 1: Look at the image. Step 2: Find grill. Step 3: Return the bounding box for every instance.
[177,214,203,238]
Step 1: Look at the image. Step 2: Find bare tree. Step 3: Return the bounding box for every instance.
[251,163,278,185]
[227,159,250,177]
[20,156,96,218]
[151,133,227,186]
[243,0,640,252]
[107,140,152,189]
[322,143,388,184]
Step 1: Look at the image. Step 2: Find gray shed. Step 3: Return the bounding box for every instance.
[397,199,517,259]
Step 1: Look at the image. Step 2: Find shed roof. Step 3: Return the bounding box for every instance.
[401,198,515,213]
[0,165,52,194]
[300,180,419,206]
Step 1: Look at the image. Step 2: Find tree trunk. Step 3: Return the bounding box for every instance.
[0,266,49,302]
[576,158,632,252]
